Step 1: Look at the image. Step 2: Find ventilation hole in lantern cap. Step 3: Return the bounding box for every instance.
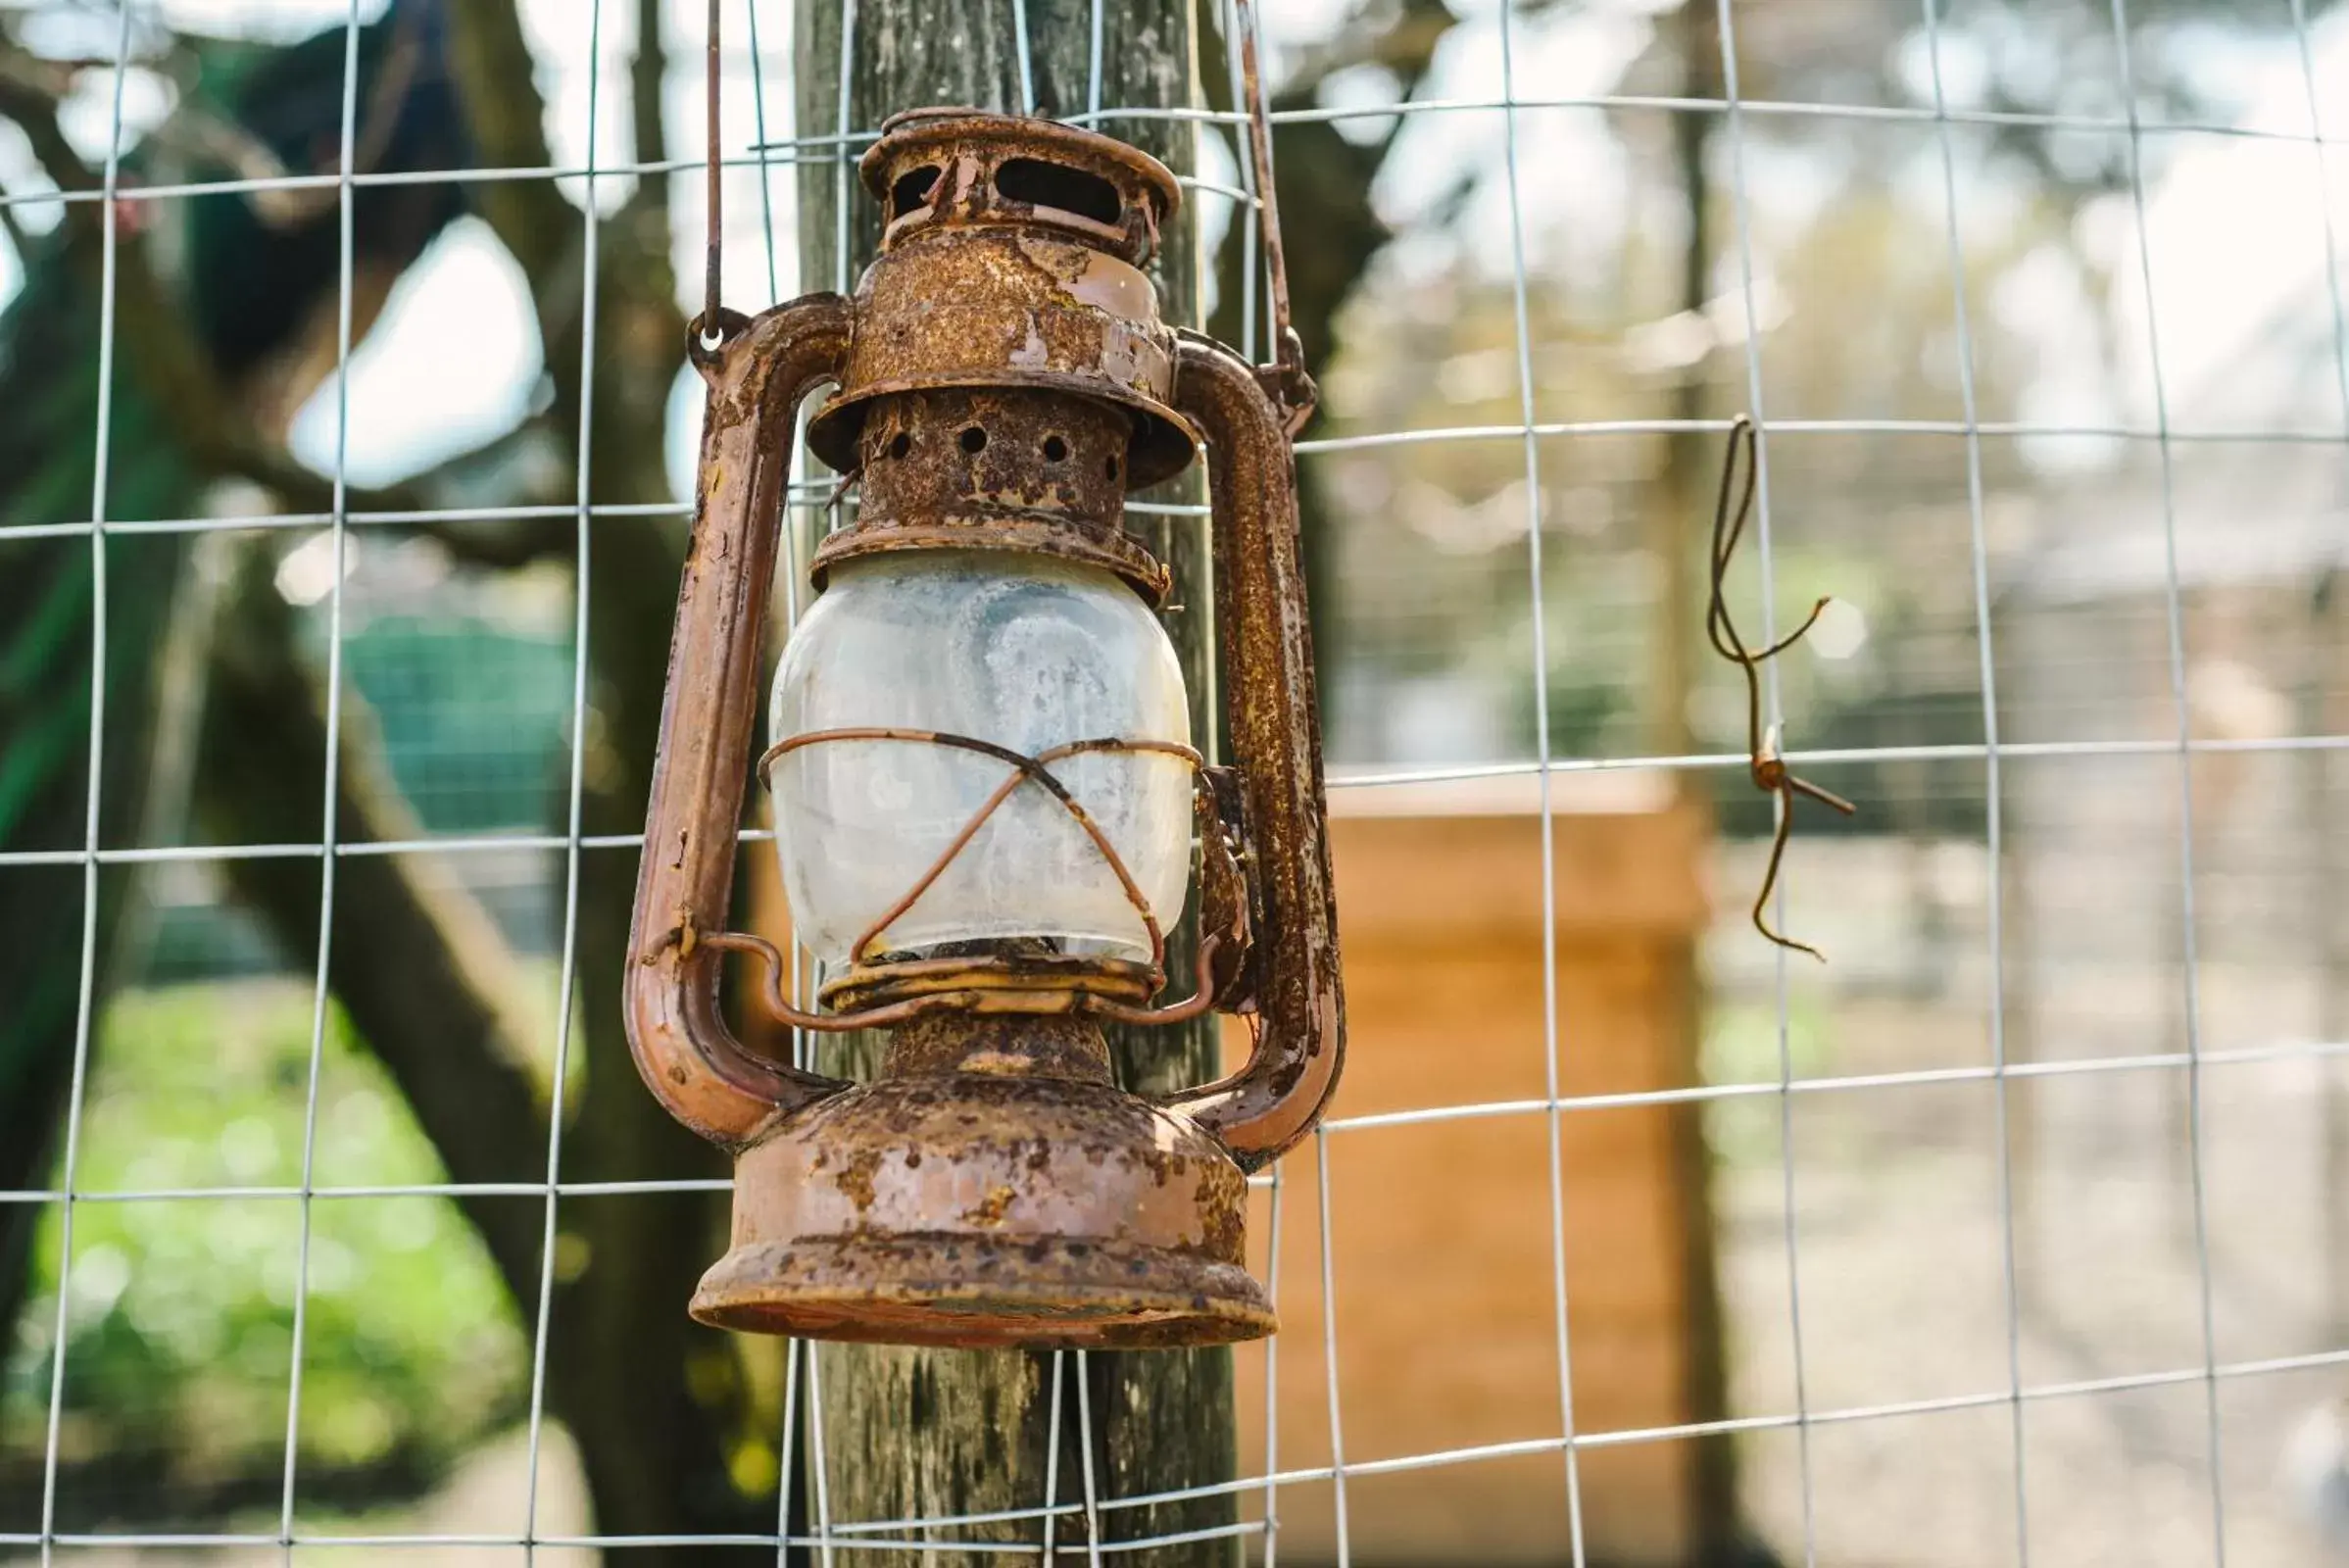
[960,426,988,455]
[885,432,911,460]
[1104,454,1120,481]
[892,167,940,219]
[1043,435,1069,463]
[995,158,1122,226]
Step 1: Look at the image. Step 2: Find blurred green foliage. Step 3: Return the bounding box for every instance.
[1,982,525,1522]
[1701,994,1837,1169]
[341,611,573,835]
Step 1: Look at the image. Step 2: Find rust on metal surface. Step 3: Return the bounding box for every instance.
[1151,332,1346,1169]
[862,107,1178,261]
[1194,763,1262,1011]
[698,924,1227,1035]
[802,223,1195,489]
[620,294,856,1148]
[693,1013,1271,1348]
[1706,415,1857,963]
[813,385,1172,602]
[820,951,1160,1013]
[622,109,1345,1348]
[805,108,1199,487]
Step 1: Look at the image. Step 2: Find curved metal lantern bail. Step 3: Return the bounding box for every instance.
[1152,332,1345,1170]
[622,295,856,1149]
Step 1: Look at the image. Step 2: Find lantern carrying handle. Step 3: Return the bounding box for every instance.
[623,295,858,1149]
[1152,331,1346,1171]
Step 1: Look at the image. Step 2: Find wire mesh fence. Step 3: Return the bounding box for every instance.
[6,0,2349,1560]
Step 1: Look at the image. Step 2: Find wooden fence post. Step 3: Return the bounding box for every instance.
[792,2,1235,1562]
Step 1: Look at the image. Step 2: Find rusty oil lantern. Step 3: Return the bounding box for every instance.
[620,102,1344,1350]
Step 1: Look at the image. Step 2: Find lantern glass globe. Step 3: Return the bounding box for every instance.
[768,550,1192,967]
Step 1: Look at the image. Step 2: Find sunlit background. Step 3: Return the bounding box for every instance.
[8,0,2349,1561]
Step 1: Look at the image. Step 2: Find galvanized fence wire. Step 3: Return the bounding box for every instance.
[2102,0,2230,1558]
[1710,6,1820,1560]
[4,0,2347,1558]
[1919,0,2032,1557]
[31,5,135,1563]
[268,7,367,1560]
[515,0,611,1556]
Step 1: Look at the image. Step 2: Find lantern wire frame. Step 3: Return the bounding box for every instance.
[702,726,1228,1031]
[3,0,2349,1557]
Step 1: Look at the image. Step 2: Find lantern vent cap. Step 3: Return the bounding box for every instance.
[807,109,1199,489]
[859,106,1182,267]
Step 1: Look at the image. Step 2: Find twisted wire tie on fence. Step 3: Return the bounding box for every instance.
[1706,415,1857,962]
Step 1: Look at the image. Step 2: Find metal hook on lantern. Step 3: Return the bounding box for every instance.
[690,0,731,350]
[1230,0,1316,435]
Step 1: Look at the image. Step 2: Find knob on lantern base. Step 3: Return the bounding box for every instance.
[688,1013,1276,1349]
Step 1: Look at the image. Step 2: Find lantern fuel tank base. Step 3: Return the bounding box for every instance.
[690,1233,1274,1349]
[689,1014,1277,1350]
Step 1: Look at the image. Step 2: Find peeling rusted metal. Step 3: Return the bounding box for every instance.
[1151,332,1346,1170]
[813,386,1172,603]
[704,923,1227,1032]
[621,295,856,1148]
[805,112,1199,491]
[806,227,1187,466]
[622,110,1345,1349]
[1194,764,1262,1012]
[692,1014,1270,1348]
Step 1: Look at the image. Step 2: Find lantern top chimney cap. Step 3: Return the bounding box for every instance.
[859,107,1182,267]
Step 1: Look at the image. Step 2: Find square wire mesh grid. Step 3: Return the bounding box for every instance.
[5,0,2349,1558]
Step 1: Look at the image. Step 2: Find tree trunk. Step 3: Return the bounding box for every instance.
[793,5,1236,1563]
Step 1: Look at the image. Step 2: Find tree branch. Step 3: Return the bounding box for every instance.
[414,514,577,569]
[440,1,575,294]
[0,67,99,197]
[441,0,683,548]
[0,69,446,516]
[0,58,595,567]
[632,0,669,220]
[0,35,297,214]
[395,420,579,566]
[0,178,28,258]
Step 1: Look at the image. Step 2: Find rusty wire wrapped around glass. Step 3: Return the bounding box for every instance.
[649,727,1242,1034]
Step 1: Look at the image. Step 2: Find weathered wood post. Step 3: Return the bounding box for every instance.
[792,3,1236,1562]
